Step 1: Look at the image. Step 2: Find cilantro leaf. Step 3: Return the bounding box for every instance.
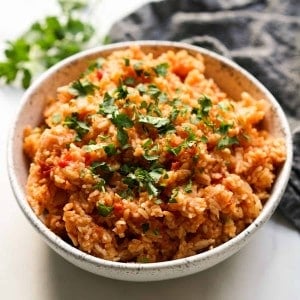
[217,136,239,149]
[153,63,169,77]
[0,1,95,89]
[138,115,170,129]
[115,84,128,99]
[104,144,117,156]
[71,80,96,96]
[98,93,117,115]
[64,113,89,141]
[217,122,233,135]
[117,128,129,147]
[112,113,134,128]
[97,203,113,217]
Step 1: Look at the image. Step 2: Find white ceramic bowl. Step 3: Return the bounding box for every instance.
[8,41,293,281]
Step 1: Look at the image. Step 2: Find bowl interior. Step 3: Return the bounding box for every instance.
[9,42,292,278]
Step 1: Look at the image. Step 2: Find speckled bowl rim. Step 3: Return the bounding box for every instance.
[8,41,293,275]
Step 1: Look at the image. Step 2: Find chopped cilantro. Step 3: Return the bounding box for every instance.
[217,136,239,149]
[98,93,117,115]
[93,178,106,191]
[114,84,128,99]
[138,115,170,129]
[116,128,129,147]
[124,57,130,66]
[103,144,117,156]
[217,122,233,135]
[192,95,212,121]
[199,95,212,117]
[123,167,164,196]
[90,161,109,174]
[170,108,180,121]
[71,80,96,96]
[97,203,113,217]
[112,113,133,128]
[184,180,193,193]
[153,62,169,77]
[147,84,168,103]
[64,113,89,141]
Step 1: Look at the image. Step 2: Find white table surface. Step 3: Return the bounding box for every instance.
[1,1,300,299]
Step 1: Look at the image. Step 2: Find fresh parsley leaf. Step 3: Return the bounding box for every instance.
[103,144,117,156]
[93,178,106,191]
[115,84,128,99]
[71,80,96,96]
[192,95,213,120]
[97,203,113,217]
[90,161,111,174]
[98,92,117,115]
[153,62,169,77]
[147,84,167,103]
[0,1,95,88]
[199,95,212,117]
[138,115,170,129]
[64,113,89,141]
[112,113,133,128]
[170,108,180,121]
[184,180,193,193]
[217,122,233,135]
[217,136,239,149]
[124,57,130,66]
[117,128,129,147]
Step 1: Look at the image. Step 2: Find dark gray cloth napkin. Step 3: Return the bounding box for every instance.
[108,0,300,230]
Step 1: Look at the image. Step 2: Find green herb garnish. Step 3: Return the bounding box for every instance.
[153,62,169,77]
[0,1,94,88]
[184,180,193,193]
[103,144,117,156]
[71,80,96,96]
[217,122,233,135]
[64,113,89,141]
[115,84,128,99]
[124,57,130,66]
[138,115,170,129]
[112,113,134,128]
[97,203,113,217]
[93,178,106,191]
[98,92,117,115]
[217,136,239,149]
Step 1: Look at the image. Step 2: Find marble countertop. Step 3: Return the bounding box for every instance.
[1,1,299,299]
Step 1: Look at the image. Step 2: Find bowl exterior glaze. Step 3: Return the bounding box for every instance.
[8,41,293,281]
